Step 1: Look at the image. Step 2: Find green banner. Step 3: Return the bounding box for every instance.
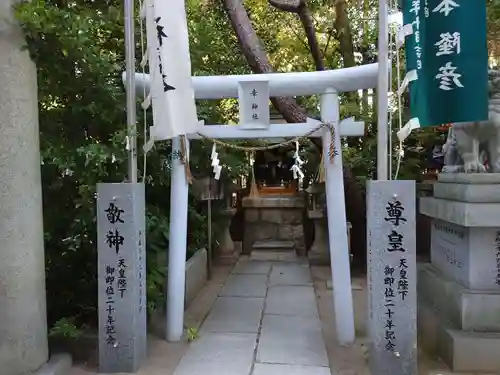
[402,0,489,127]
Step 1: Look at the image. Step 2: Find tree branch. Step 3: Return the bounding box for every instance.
[268,0,301,13]
[287,20,314,56]
[222,0,308,125]
[297,4,325,71]
[268,0,324,71]
[322,27,334,57]
[334,0,356,68]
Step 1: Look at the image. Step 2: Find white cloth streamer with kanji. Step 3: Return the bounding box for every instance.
[142,0,201,141]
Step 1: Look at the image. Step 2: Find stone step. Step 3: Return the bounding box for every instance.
[445,329,500,372]
[418,264,500,332]
[250,251,299,262]
[252,240,295,251]
[433,181,500,203]
[420,196,500,227]
[419,301,500,373]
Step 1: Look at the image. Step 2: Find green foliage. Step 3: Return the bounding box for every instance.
[185,326,200,342]
[49,317,85,339]
[15,0,128,328]
[13,0,248,330]
[8,0,398,334]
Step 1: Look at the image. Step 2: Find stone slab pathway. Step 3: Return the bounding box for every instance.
[172,257,331,375]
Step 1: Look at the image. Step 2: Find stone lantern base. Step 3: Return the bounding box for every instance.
[307,209,352,266]
[217,208,238,264]
[419,173,500,372]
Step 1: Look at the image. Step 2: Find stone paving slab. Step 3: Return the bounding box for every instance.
[173,333,257,375]
[232,261,272,275]
[269,264,313,286]
[250,251,299,262]
[172,260,330,374]
[252,363,331,375]
[257,315,328,367]
[201,297,265,334]
[219,274,268,297]
[326,279,363,290]
[265,286,318,318]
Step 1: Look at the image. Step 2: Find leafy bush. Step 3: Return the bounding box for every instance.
[14,0,247,330]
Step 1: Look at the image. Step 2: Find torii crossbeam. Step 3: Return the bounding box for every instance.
[123,63,379,346]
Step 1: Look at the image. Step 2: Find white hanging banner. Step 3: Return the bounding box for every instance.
[144,0,164,138]
[145,0,200,140]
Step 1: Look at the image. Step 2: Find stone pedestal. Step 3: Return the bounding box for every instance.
[307,208,352,265]
[307,210,329,265]
[242,195,305,255]
[217,208,238,263]
[419,173,500,372]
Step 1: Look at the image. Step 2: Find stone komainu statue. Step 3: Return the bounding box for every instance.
[443,70,500,173]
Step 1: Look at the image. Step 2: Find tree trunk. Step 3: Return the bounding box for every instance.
[297,5,325,71]
[334,0,356,69]
[268,0,324,71]
[334,0,367,269]
[222,0,307,124]
[361,0,370,117]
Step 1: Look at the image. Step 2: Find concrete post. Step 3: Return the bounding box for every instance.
[0,1,49,373]
[321,88,355,345]
[166,136,190,341]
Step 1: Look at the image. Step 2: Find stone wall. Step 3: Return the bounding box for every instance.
[150,248,208,338]
[184,248,208,307]
[242,196,305,255]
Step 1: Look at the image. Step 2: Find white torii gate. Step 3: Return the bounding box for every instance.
[123,62,379,346]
